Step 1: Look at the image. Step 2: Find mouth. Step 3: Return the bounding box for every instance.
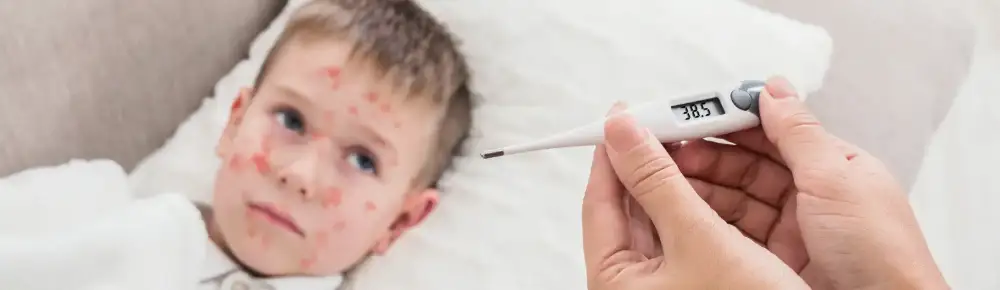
[247,202,305,237]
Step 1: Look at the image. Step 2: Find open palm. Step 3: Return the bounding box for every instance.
[665,128,835,289]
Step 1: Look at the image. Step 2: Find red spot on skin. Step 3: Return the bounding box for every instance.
[314,231,329,246]
[348,106,358,115]
[322,188,342,208]
[379,103,391,113]
[311,133,324,141]
[393,121,401,129]
[365,92,379,103]
[231,95,242,111]
[333,221,346,231]
[324,67,341,90]
[365,201,377,212]
[324,67,341,79]
[323,111,334,124]
[252,153,271,174]
[228,154,242,170]
[300,256,317,269]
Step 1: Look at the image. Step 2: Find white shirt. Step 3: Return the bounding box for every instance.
[195,213,344,290]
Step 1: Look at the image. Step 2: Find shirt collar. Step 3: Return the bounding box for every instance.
[199,237,343,289]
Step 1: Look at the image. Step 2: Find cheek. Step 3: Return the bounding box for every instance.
[310,190,393,240]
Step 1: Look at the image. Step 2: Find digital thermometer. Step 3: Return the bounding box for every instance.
[480,80,766,159]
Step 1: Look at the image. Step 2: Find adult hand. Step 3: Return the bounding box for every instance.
[581,103,808,289]
[668,77,949,290]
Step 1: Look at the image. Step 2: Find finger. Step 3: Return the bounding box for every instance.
[603,111,727,255]
[672,139,794,207]
[758,76,849,196]
[721,127,863,165]
[582,104,632,274]
[624,195,661,258]
[687,178,780,243]
[720,127,784,164]
[766,194,809,271]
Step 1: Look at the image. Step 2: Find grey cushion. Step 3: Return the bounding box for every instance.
[744,0,976,188]
[0,0,286,177]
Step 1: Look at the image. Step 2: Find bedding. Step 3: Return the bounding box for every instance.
[127,0,833,289]
[0,160,345,290]
[0,160,204,290]
[910,3,1000,288]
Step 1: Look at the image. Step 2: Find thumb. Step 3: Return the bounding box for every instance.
[603,112,728,255]
[758,77,850,200]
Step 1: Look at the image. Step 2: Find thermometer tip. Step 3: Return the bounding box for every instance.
[480,149,505,159]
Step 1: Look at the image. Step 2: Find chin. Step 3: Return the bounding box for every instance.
[228,239,294,276]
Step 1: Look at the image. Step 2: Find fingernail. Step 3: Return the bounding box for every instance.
[766,76,798,99]
[666,141,684,151]
[606,101,628,116]
[605,112,647,153]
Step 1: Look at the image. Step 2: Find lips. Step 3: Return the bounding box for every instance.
[248,202,305,237]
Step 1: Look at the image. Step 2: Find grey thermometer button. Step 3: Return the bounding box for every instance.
[739,80,766,91]
[732,80,765,117]
[730,89,753,111]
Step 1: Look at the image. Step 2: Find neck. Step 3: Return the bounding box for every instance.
[195,202,270,278]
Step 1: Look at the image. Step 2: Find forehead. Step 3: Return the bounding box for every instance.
[262,37,444,173]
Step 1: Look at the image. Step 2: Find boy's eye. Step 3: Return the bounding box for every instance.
[346,151,378,175]
[275,108,306,134]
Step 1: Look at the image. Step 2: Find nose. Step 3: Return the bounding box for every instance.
[276,149,325,200]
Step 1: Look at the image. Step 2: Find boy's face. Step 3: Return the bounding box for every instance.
[213,38,442,276]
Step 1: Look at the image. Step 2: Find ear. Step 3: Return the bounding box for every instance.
[371,188,439,254]
[216,87,254,158]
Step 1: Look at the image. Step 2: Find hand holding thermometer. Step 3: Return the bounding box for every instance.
[480,80,767,159]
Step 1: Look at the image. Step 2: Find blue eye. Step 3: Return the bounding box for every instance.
[275,108,306,134]
[347,151,378,175]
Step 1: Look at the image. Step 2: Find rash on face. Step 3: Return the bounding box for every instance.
[324,67,342,90]
[322,188,343,208]
[229,154,243,170]
[231,94,243,111]
[252,153,271,174]
[300,255,317,270]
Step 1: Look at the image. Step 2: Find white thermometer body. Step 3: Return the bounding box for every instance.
[481,80,765,159]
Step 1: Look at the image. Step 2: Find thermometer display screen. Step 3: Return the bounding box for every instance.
[671,97,726,122]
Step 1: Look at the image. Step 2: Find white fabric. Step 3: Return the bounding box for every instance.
[0,160,343,290]
[0,160,205,290]
[127,0,833,289]
[910,1,1000,288]
[199,239,344,290]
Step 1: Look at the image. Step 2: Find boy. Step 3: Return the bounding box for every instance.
[201,0,473,287]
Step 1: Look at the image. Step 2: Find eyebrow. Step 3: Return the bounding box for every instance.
[272,84,398,161]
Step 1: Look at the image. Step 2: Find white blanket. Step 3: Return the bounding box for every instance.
[0,194,207,290]
[0,160,344,290]
[0,160,207,290]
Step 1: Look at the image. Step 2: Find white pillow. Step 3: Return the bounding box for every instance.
[345,1,830,289]
[128,0,833,289]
